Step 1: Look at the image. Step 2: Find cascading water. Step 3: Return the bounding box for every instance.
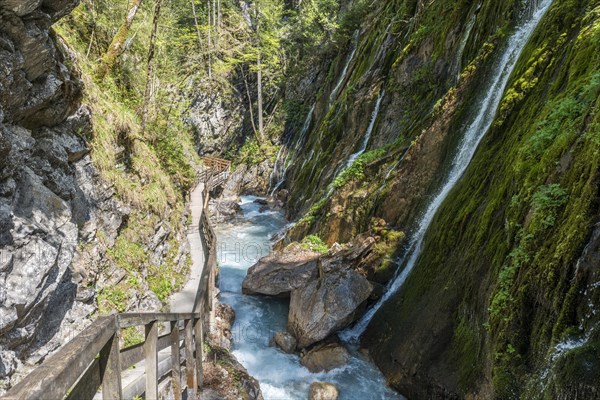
[269,104,315,195]
[452,10,478,80]
[341,0,555,342]
[325,89,385,197]
[342,89,385,171]
[329,30,360,104]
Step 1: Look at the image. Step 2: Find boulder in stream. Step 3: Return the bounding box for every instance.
[301,342,350,373]
[242,243,321,297]
[288,268,373,349]
[272,331,297,354]
[308,382,339,400]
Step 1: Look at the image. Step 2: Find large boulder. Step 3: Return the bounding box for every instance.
[272,331,297,354]
[300,342,350,373]
[242,243,321,297]
[288,268,373,349]
[309,382,339,400]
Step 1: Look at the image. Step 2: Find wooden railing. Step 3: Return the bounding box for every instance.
[1,172,223,400]
[198,156,231,190]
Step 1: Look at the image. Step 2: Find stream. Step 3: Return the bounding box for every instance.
[215,196,403,400]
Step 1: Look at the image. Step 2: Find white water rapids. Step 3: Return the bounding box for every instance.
[215,197,403,400]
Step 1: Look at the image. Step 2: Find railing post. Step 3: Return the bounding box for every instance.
[184,319,196,396]
[144,321,159,400]
[99,330,122,400]
[170,321,182,400]
[194,318,204,390]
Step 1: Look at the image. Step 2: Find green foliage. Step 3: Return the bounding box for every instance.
[98,286,129,314]
[531,184,569,229]
[333,147,388,189]
[301,235,329,253]
[122,327,145,348]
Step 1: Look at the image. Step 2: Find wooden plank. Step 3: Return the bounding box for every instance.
[2,317,116,400]
[144,321,159,400]
[118,313,201,328]
[170,321,183,400]
[194,318,204,390]
[64,359,101,400]
[99,333,122,400]
[119,329,181,371]
[184,319,196,395]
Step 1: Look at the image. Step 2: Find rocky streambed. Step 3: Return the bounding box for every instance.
[212,195,402,400]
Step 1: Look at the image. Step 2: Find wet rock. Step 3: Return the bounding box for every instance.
[273,331,297,354]
[202,346,264,400]
[242,242,321,297]
[208,198,242,223]
[211,303,235,350]
[289,268,373,349]
[309,382,339,400]
[300,342,350,373]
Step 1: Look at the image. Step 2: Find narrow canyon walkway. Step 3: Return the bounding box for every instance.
[170,183,207,313]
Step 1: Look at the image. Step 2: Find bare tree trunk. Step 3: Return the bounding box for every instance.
[97,0,143,78]
[217,0,221,29]
[207,0,212,80]
[256,10,264,139]
[190,0,209,78]
[141,0,162,135]
[240,67,259,139]
[257,50,264,138]
[213,0,217,47]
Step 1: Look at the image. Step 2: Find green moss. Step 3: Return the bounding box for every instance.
[301,235,329,253]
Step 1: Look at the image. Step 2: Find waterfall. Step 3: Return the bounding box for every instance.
[342,89,385,171]
[268,104,315,196]
[324,89,385,197]
[341,0,555,342]
[453,11,477,80]
[330,30,360,104]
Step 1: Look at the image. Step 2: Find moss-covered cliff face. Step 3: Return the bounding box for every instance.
[357,1,600,398]
[280,0,547,244]
[272,0,600,397]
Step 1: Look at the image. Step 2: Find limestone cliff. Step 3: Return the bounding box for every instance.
[0,0,198,390]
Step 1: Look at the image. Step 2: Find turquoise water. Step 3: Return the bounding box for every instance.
[215,196,403,400]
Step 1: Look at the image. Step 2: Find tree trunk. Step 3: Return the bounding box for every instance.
[141,0,162,135]
[256,11,264,139]
[97,0,143,78]
[257,50,264,138]
[207,0,212,80]
[190,0,209,78]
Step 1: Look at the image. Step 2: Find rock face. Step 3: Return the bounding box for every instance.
[272,331,297,354]
[210,303,235,350]
[242,243,321,297]
[0,0,129,389]
[300,342,350,373]
[289,268,372,348]
[309,382,339,400]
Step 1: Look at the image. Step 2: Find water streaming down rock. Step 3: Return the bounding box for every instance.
[341,0,555,342]
[269,104,315,195]
[342,89,385,171]
[325,89,385,197]
[329,30,360,104]
[452,7,478,80]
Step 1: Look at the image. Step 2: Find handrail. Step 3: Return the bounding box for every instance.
[1,170,224,400]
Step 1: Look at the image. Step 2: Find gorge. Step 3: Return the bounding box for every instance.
[1,0,599,399]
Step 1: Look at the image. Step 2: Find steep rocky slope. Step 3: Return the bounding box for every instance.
[259,0,600,398]
[0,0,118,383]
[0,0,201,390]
